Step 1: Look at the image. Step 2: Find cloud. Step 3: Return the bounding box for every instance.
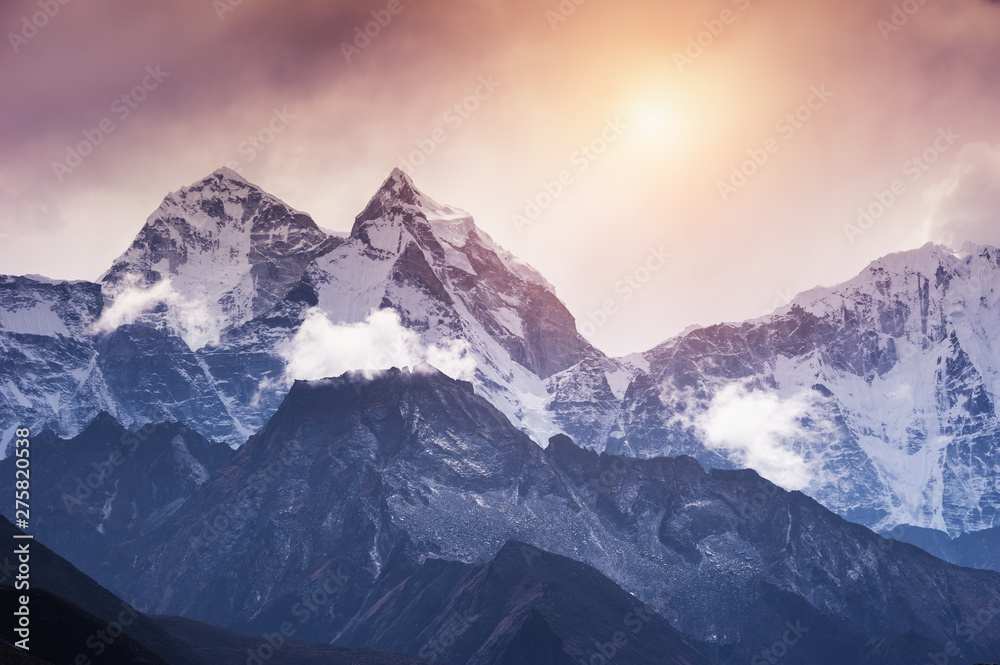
[925,142,1000,249]
[92,277,217,350]
[696,384,820,491]
[280,308,476,384]
[93,279,174,331]
[424,338,478,382]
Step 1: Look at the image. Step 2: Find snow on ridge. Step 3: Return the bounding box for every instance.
[352,170,557,295]
[775,242,973,319]
[474,226,554,292]
[21,273,67,285]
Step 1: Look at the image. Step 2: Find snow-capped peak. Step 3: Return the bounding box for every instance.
[156,167,264,223]
[629,239,1000,536]
[210,165,252,186]
[98,168,338,349]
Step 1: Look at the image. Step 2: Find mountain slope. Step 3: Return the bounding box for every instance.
[337,539,715,665]
[0,516,436,665]
[150,615,437,665]
[0,413,233,581]
[93,369,1000,665]
[0,587,173,665]
[0,516,204,665]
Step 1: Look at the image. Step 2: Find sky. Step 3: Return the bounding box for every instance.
[2,0,1000,356]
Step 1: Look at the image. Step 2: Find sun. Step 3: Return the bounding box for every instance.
[629,100,679,145]
[636,105,669,137]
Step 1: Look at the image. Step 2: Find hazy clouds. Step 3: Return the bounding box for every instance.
[3,0,1000,354]
[925,142,1000,249]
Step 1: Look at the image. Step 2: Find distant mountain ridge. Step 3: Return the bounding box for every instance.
[560,242,1000,536]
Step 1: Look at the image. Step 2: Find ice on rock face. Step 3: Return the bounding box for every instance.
[0,301,70,337]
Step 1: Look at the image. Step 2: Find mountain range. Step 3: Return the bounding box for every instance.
[2,166,1000,663]
[4,369,998,664]
[3,166,998,541]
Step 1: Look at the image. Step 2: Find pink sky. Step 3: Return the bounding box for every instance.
[3,0,1000,355]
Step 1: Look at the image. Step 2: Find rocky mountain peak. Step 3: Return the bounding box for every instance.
[97,168,340,348]
[350,169,473,242]
[380,167,421,204]
[109,167,332,268]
